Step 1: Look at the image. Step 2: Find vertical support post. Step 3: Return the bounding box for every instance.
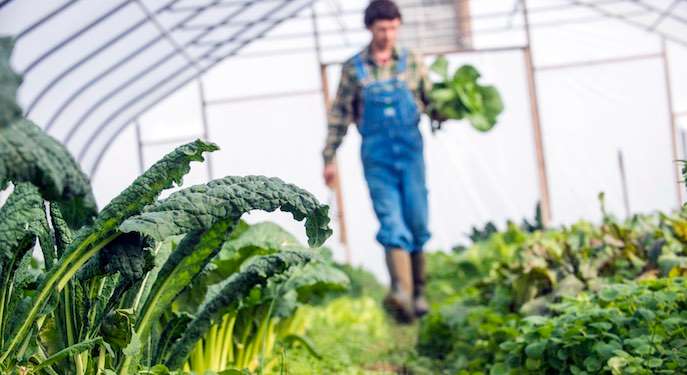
[682,129,687,160]
[312,6,351,264]
[522,0,552,226]
[618,150,631,218]
[661,38,683,205]
[197,78,214,181]
[456,0,472,48]
[134,119,145,175]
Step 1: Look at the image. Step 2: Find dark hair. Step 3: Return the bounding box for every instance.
[364,0,402,28]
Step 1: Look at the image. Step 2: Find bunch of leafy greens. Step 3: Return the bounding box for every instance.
[0,35,336,375]
[428,55,504,132]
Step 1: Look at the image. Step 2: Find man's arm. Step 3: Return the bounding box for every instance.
[413,51,446,124]
[322,64,356,165]
[414,52,434,113]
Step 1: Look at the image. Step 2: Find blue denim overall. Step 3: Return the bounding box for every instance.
[354,49,430,253]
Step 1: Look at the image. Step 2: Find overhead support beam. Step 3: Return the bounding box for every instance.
[535,52,662,71]
[311,4,351,264]
[661,38,683,206]
[66,0,262,148]
[197,79,214,180]
[523,0,553,226]
[87,0,317,177]
[456,0,472,48]
[16,0,81,40]
[205,89,321,106]
[38,0,194,127]
[568,0,687,48]
[21,0,133,76]
[134,0,202,72]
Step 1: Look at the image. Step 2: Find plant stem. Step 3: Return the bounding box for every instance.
[235,314,253,369]
[191,340,205,374]
[219,314,237,368]
[0,253,21,349]
[0,231,114,364]
[98,345,106,373]
[131,242,161,312]
[206,323,218,370]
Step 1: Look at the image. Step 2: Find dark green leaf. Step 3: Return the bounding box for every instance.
[2,139,217,362]
[120,175,332,247]
[0,36,22,125]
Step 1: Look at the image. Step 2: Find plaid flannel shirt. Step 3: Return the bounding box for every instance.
[322,45,432,164]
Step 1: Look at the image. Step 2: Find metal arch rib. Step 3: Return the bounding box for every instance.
[0,0,13,10]
[134,0,202,72]
[170,0,288,12]
[647,0,681,32]
[85,0,316,177]
[63,0,259,146]
[42,0,226,132]
[21,0,133,77]
[568,0,687,47]
[77,0,298,162]
[28,0,183,119]
[16,0,81,40]
[632,0,687,27]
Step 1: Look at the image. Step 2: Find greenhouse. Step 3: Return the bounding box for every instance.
[1,0,686,373]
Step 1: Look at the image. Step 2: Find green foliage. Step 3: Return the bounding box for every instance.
[0,38,335,374]
[0,37,22,126]
[1,37,95,228]
[159,222,349,374]
[418,305,519,370]
[428,55,504,132]
[163,251,316,369]
[418,209,687,373]
[334,264,386,302]
[501,278,687,374]
[120,176,332,247]
[1,139,220,369]
[279,296,394,374]
[0,119,98,228]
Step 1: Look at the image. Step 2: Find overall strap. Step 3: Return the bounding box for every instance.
[394,48,410,81]
[395,48,408,75]
[353,53,374,86]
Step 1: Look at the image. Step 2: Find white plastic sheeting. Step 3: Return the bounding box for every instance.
[0,0,316,175]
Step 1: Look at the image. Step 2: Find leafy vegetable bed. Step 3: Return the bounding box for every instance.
[274,192,687,374]
[416,203,687,374]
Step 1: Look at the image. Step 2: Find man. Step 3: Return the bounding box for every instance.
[322,0,437,322]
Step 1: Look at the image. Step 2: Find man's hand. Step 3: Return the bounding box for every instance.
[323,162,338,188]
[429,106,448,123]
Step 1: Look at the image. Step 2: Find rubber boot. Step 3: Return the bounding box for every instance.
[411,251,429,317]
[383,248,415,323]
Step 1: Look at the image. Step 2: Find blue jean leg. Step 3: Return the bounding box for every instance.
[364,163,414,252]
[401,156,430,252]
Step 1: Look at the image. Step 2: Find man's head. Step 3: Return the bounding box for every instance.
[364,0,402,51]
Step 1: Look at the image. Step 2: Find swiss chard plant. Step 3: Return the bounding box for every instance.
[0,35,335,375]
[155,223,349,374]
